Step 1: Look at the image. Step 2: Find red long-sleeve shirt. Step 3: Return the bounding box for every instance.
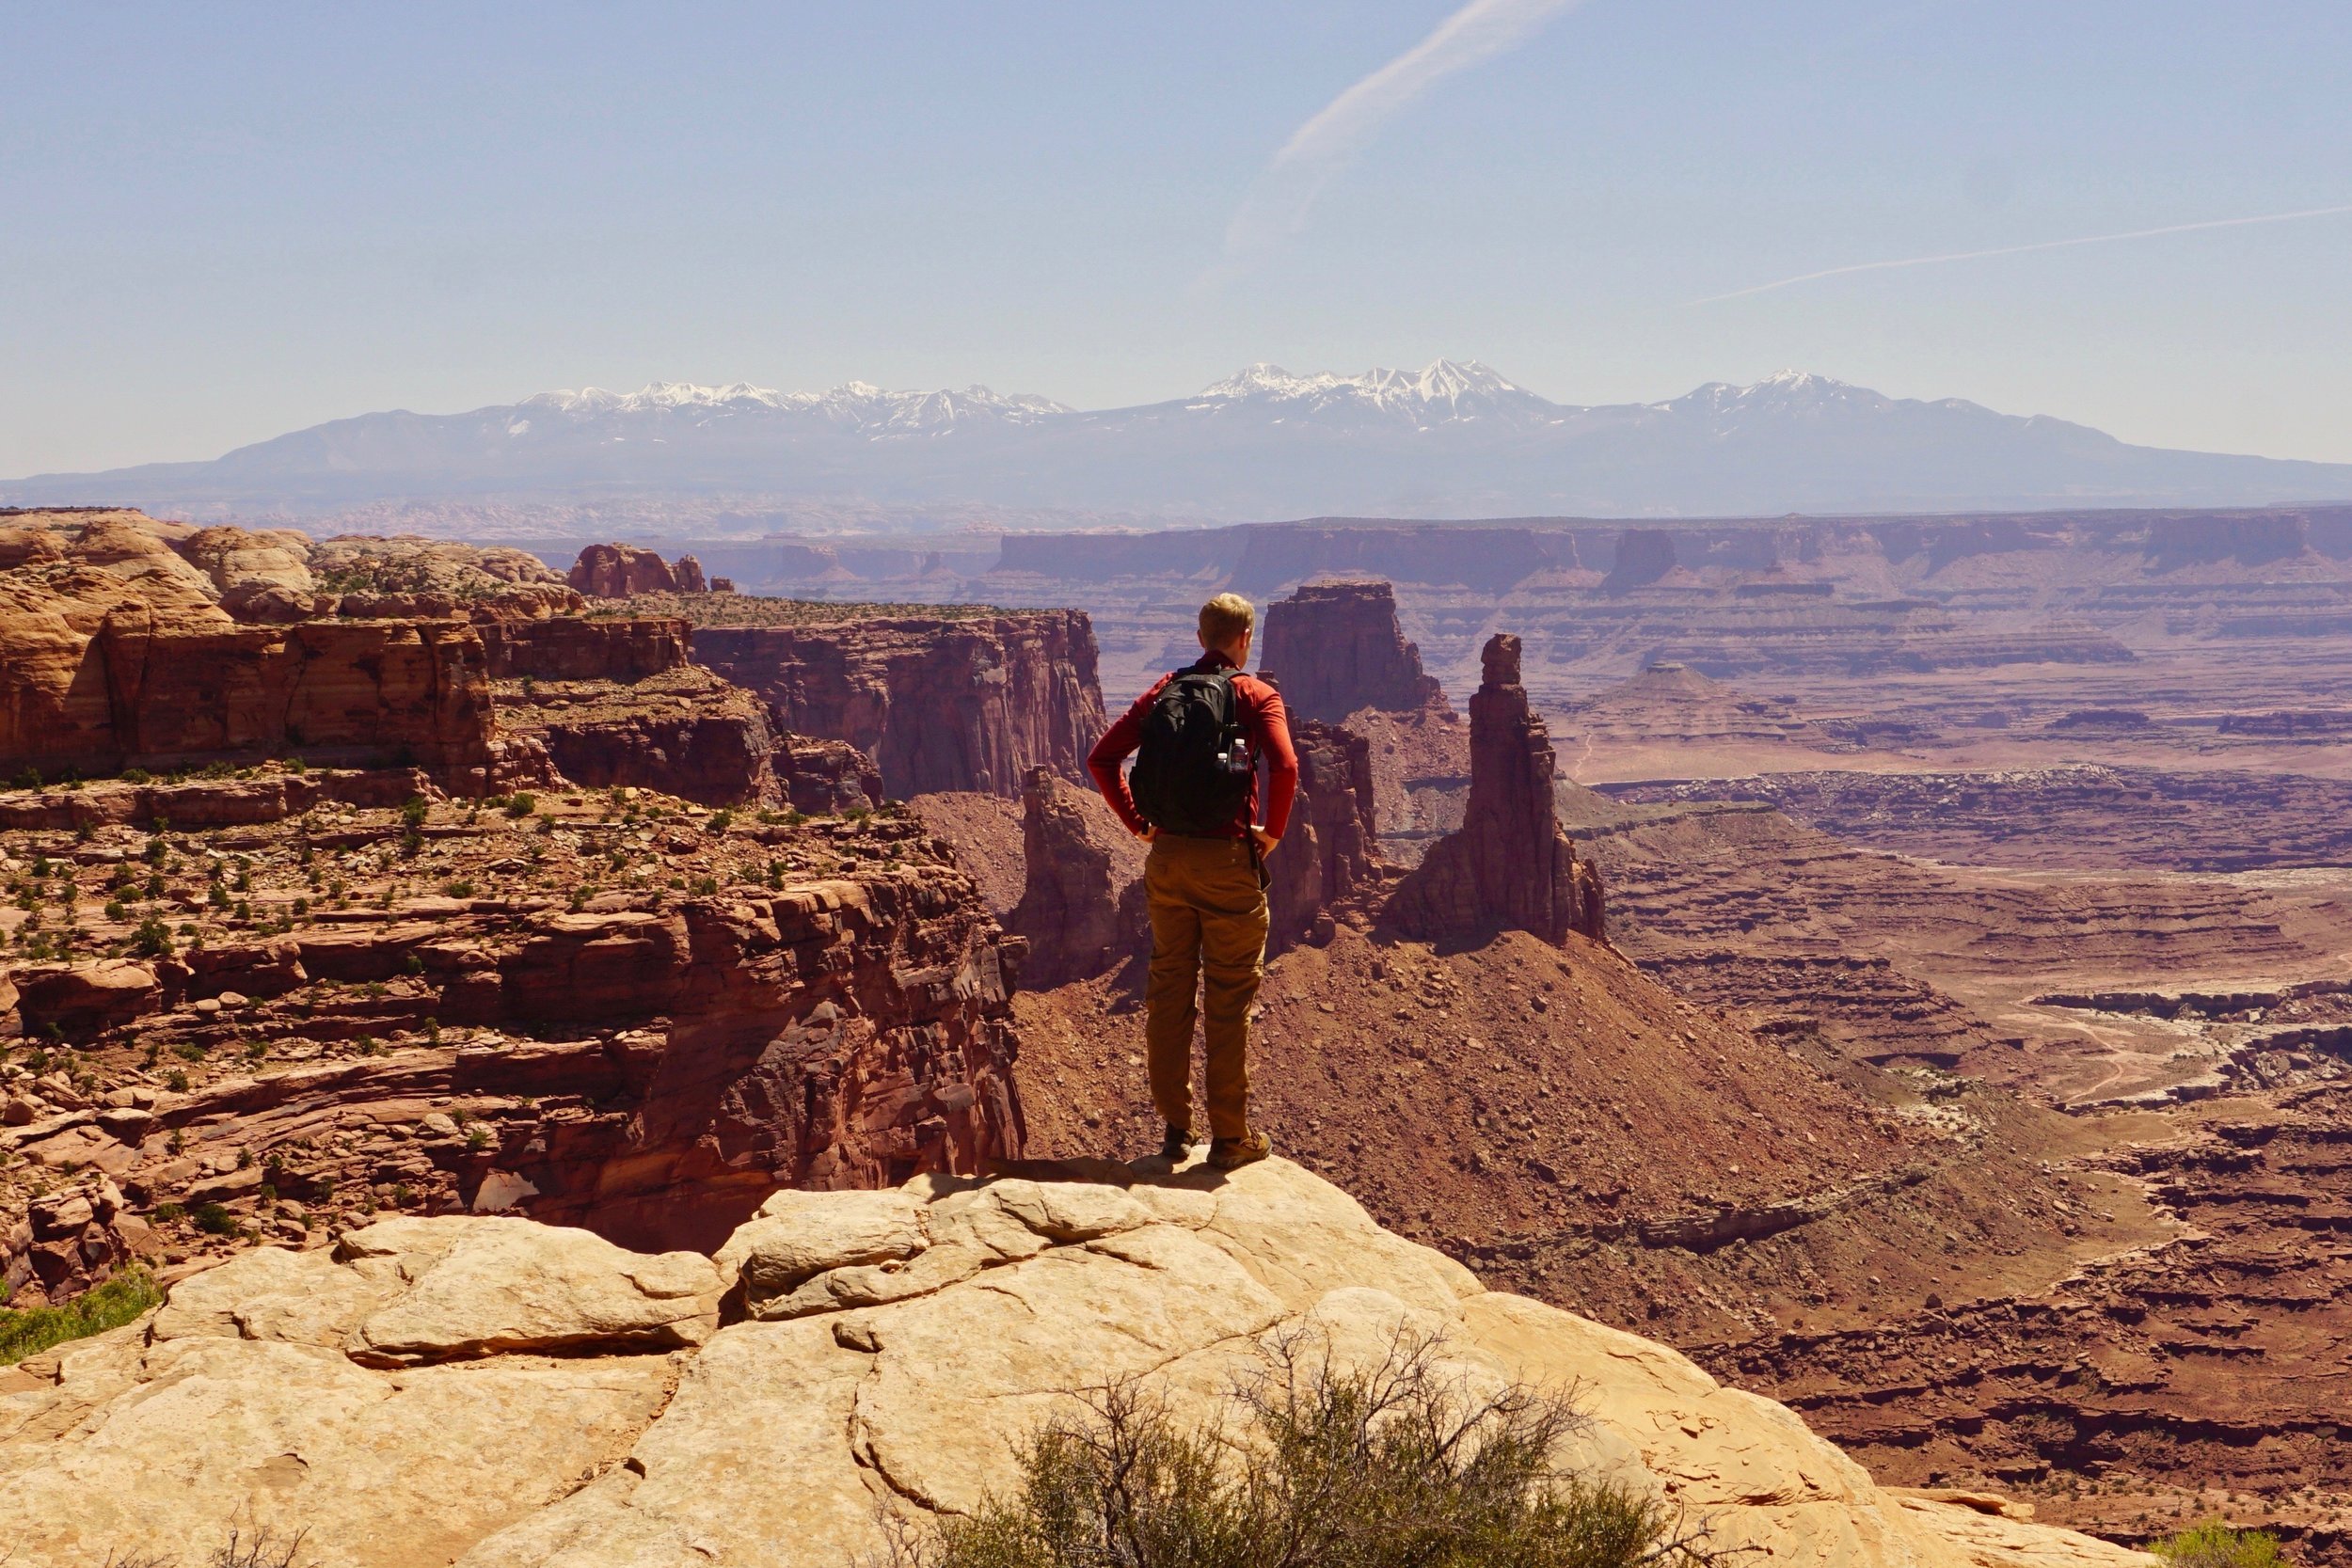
[1089,653,1297,841]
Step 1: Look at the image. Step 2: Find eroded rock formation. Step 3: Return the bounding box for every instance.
[1,816,1024,1288]
[1267,717,1385,949]
[1259,579,1448,722]
[0,514,580,783]
[1386,634,1604,945]
[778,736,882,816]
[475,614,691,682]
[0,1158,2146,1568]
[1006,765,1145,985]
[0,565,503,775]
[693,610,1107,798]
[498,667,785,806]
[566,543,683,599]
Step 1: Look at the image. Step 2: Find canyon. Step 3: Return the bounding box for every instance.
[8,505,2352,1561]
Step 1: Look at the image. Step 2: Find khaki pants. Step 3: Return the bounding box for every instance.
[1143,834,1268,1143]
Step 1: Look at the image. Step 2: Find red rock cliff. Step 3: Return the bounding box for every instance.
[1384,633,1604,945]
[475,615,691,681]
[0,564,498,775]
[1007,765,1146,986]
[692,610,1107,799]
[1266,716,1386,950]
[1259,579,1449,723]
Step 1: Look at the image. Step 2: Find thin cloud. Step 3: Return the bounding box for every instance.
[1215,0,1585,278]
[1691,203,2352,305]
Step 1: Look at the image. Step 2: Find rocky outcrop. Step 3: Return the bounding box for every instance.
[0,1158,2147,1568]
[8,1175,144,1304]
[3,854,1024,1261]
[1268,717,1385,949]
[1259,579,1448,722]
[693,610,1107,799]
[567,543,692,599]
[0,562,501,774]
[1006,766,1146,985]
[777,736,882,816]
[0,514,581,783]
[176,525,322,621]
[12,960,167,1039]
[673,554,708,594]
[475,615,691,681]
[0,767,445,833]
[500,667,781,806]
[1387,634,1604,945]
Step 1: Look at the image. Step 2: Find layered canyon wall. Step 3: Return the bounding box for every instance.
[1258,578,1449,721]
[692,610,1106,799]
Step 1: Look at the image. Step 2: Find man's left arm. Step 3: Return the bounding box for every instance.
[1247,678,1298,846]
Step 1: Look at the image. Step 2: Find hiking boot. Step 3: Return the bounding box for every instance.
[1207,1130,1272,1170]
[1159,1124,1200,1162]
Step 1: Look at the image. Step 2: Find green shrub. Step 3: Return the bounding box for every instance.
[192,1202,237,1235]
[890,1330,1726,1568]
[2153,1523,2283,1568]
[0,1266,162,1366]
[504,792,536,817]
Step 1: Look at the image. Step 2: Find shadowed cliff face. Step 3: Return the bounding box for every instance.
[1259,578,1450,723]
[691,610,1108,799]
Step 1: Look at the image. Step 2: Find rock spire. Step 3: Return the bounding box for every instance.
[1385,633,1603,945]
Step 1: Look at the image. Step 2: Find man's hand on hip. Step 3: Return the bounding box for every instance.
[1249,826,1279,856]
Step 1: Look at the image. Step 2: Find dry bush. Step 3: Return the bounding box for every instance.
[886,1329,1737,1568]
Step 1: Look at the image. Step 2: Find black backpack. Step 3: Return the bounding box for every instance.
[1129,664,1254,836]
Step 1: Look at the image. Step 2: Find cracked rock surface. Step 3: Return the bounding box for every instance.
[0,1156,2144,1568]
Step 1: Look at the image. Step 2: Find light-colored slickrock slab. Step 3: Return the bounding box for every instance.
[340,1215,723,1365]
[0,1159,2150,1568]
[0,1335,674,1568]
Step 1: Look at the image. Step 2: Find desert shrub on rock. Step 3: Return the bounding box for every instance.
[2153,1523,2282,1568]
[895,1331,1726,1568]
[0,1266,160,1365]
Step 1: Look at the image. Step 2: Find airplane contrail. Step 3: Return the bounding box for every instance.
[1216,0,1587,277]
[1690,202,2352,305]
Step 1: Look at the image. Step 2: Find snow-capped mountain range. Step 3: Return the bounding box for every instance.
[10,360,2351,525]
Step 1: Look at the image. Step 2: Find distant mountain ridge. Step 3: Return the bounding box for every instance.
[10,359,2351,529]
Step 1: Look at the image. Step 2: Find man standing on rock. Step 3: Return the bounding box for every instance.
[1089,592,1296,1171]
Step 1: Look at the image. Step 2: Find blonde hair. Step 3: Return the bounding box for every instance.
[1198,592,1255,651]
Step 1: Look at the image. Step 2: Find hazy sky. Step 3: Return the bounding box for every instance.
[6,1,2350,476]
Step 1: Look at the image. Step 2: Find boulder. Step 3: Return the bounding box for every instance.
[184,938,308,1001]
[335,1215,723,1366]
[14,959,163,1039]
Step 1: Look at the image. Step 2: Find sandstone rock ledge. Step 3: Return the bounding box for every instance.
[0,1159,2143,1568]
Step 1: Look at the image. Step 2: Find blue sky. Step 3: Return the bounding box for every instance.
[5,1,2349,474]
